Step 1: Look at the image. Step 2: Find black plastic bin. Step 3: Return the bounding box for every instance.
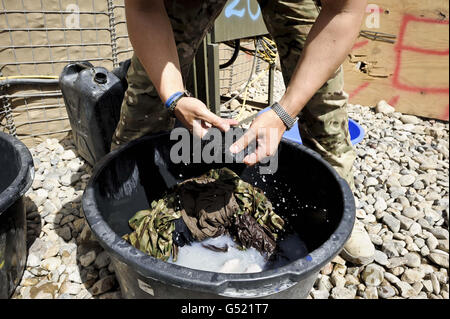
[0,132,34,299]
[82,132,355,299]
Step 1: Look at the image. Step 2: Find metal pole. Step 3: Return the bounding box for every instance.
[268,62,275,106]
[206,33,221,115]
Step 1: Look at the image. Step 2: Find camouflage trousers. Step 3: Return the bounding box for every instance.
[111,0,356,189]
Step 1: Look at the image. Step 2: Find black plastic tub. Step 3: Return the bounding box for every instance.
[82,132,355,299]
[0,132,34,299]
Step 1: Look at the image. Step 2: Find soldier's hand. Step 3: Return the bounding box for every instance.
[174,97,238,138]
[229,110,286,166]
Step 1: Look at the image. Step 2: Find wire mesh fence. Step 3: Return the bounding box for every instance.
[0,0,132,147]
[218,40,272,102]
[0,0,267,147]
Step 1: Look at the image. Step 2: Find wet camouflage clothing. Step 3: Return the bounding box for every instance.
[112,0,356,189]
[179,168,284,243]
[233,213,277,257]
[122,195,181,262]
[123,167,285,261]
[233,172,284,237]
[177,168,239,241]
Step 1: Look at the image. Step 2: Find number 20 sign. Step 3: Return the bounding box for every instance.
[225,0,262,21]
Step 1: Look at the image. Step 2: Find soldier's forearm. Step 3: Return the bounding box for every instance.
[279,0,367,117]
[124,0,184,102]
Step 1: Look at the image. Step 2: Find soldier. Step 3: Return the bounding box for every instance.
[113,0,374,266]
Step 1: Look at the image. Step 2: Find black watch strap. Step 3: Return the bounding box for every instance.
[271,102,298,129]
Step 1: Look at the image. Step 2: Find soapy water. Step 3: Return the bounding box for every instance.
[168,235,266,273]
[168,232,309,274]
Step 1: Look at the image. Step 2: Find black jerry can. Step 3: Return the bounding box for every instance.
[59,61,130,166]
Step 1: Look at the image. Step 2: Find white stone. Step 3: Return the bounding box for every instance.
[35,189,49,199]
[59,281,82,295]
[395,281,418,298]
[400,115,420,125]
[43,244,60,259]
[374,250,389,266]
[41,257,62,272]
[362,264,385,286]
[377,285,396,299]
[42,200,58,215]
[376,100,395,114]
[311,289,329,299]
[330,287,356,299]
[426,234,439,250]
[404,252,421,268]
[399,175,415,187]
[365,177,379,187]
[382,214,400,233]
[364,286,379,299]
[62,150,77,160]
[27,254,42,267]
[401,269,425,284]
[67,160,83,172]
[60,174,74,186]
[428,251,449,268]
[409,223,422,236]
[403,207,419,219]
[375,198,387,212]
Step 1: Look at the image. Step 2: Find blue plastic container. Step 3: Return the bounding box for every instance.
[257,108,365,146]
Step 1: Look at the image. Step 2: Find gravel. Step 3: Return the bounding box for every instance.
[325,99,448,299]
[12,69,449,299]
[12,137,120,299]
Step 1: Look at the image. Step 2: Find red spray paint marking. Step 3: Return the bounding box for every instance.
[388,95,400,106]
[349,82,370,100]
[400,45,449,56]
[442,104,449,121]
[353,40,370,51]
[366,6,385,13]
[393,14,449,94]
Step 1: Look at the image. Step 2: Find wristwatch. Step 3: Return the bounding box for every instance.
[271,102,298,129]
